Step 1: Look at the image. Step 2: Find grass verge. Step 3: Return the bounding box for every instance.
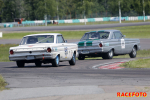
[0,44,18,62]
[115,49,150,58]
[0,75,7,91]
[1,25,150,39]
[86,49,150,60]
[120,59,150,68]
[1,31,86,39]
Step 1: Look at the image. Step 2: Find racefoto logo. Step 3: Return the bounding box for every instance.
[117,92,147,97]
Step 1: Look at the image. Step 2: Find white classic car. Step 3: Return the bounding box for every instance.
[9,33,78,67]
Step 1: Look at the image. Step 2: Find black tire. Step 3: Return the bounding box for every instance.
[78,55,85,60]
[35,61,42,67]
[69,53,76,65]
[102,49,114,59]
[129,47,137,58]
[52,55,60,67]
[102,54,107,59]
[16,61,25,68]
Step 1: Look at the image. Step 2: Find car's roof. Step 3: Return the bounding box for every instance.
[24,33,62,37]
[88,30,120,33]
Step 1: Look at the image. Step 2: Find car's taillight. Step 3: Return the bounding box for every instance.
[47,47,51,52]
[99,43,103,47]
[10,50,14,55]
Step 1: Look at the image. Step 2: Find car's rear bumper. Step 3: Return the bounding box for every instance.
[78,49,103,55]
[9,53,56,61]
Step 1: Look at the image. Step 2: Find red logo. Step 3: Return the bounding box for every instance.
[28,45,34,47]
[117,92,147,97]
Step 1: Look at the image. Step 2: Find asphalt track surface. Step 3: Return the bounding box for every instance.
[0,39,150,100]
[0,24,150,100]
[1,22,150,32]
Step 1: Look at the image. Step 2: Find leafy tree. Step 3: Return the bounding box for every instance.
[1,0,23,22]
[2,0,16,22]
[1,0,150,22]
[0,0,3,11]
[57,0,66,19]
[24,0,39,20]
[107,0,120,16]
[35,0,56,20]
[65,0,76,19]
[132,0,144,15]
[0,0,3,22]
[120,0,133,16]
[144,0,150,15]
[74,0,94,17]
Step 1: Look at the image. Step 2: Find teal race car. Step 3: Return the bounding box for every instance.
[77,30,140,60]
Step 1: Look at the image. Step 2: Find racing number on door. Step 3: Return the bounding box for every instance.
[121,39,125,49]
[64,47,68,58]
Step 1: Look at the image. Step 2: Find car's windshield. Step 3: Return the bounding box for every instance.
[20,35,54,45]
[80,32,110,41]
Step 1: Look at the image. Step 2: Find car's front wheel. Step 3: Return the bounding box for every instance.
[69,53,76,65]
[16,61,25,68]
[129,47,137,58]
[52,55,60,67]
[102,49,114,59]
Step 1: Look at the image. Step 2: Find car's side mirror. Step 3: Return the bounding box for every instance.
[123,35,126,38]
[65,40,67,43]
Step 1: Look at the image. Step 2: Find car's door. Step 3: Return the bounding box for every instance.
[120,32,131,54]
[57,35,71,60]
[113,31,124,54]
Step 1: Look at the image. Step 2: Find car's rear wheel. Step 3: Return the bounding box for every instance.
[69,53,76,65]
[52,55,60,67]
[129,47,137,58]
[102,49,114,59]
[16,61,25,68]
[78,54,85,60]
[35,61,42,67]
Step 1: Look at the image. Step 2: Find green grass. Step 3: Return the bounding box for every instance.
[0,75,7,91]
[1,31,86,39]
[120,59,150,68]
[0,44,18,62]
[85,49,150,60]
[1,25,150,39]
[115,25,150,38]
[115,49,150,58]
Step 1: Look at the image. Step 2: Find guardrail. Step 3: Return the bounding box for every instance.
[0,22,18,27]
[0,16,150,28]
[22,16,150,24]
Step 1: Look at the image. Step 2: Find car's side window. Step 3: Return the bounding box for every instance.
[114,31,123,39]
[111,33,115,39]
[57,35,65,43]
[20,37,27,45]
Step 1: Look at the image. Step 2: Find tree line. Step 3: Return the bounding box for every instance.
[0,0,150,22]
